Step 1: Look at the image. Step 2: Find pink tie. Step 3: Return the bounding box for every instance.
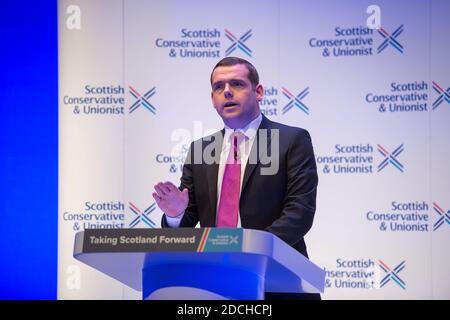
[216,132,244,227]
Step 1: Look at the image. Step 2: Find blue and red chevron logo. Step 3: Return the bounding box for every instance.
[281,87,310,115]
[432,81,450,110]
[433,202,450,231]
[224,29,253,57]
[377,144,404,172]
[128,202,157,228]
[129,85,157,115]
[377,25,404,54]
[378,260,406,289]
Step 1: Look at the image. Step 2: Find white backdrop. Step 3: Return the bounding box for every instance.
[58,0,450,299]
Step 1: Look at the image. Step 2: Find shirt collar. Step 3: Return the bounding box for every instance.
[224,113,262,141]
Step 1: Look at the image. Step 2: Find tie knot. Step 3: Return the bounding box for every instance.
[228,131,245,163]
[230,131,245,145]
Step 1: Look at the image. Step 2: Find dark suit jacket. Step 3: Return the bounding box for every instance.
[162,115,318,258]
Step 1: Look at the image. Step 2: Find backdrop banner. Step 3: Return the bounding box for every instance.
[58,0,450,299]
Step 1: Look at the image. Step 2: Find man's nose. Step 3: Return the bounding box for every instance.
[224,83,233,99]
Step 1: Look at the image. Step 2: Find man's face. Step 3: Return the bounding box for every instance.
[211,64,264,129]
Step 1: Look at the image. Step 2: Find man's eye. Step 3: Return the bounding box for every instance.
[231,81,243,87]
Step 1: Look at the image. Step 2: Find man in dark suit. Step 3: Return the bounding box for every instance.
[152,57,319,299]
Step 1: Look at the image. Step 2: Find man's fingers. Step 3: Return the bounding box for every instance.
[164,181,179,193]
[154,182,181,205]
[154,184,167,198]
[152,192,161,203]
[159,182,172,194]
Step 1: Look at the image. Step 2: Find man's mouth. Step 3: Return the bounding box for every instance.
[223,102,239,108]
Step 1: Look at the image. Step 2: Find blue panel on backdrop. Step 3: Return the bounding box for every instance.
[0,1,57,299]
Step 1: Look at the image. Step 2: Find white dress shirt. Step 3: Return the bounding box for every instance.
[166,113,263,227]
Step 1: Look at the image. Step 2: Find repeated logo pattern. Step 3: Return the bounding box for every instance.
[281,87,310,115]
[378,260,406,289]
[129,86,157,115]
[432,81,450,110]
[224,29,253,57]
[433,202,450,231]
[128,202,157,228]
[377,144,404,172]
[377,25,403,53]
[377,25,404,54]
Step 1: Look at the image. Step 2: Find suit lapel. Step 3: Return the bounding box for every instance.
[242,115,272,193]
[204,130,224,224]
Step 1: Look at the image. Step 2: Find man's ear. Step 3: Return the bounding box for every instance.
[255,84,264,101]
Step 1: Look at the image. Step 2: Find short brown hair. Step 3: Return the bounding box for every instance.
[210,57,259,89]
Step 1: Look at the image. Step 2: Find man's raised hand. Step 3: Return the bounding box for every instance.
[152,181,189,218]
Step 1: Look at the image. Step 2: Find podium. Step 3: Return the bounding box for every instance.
[74,228,325,300]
